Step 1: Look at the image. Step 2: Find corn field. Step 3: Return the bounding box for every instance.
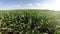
[0,10,60,34]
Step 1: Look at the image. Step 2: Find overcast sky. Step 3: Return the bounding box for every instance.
[0,0,60,10]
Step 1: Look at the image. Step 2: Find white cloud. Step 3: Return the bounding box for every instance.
[35,3,41,6]
[28,3,32,7]
[45,0,60,11]
[33,0,60,11]
[8,5,21,9]
[0,4,21,10]
[42,3,47,6]
[1,0,60,11]
[32,0,60,11]
[47,0,60,11]
[35,3,48,7]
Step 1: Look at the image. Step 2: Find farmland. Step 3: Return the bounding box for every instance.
[0,10,60,34]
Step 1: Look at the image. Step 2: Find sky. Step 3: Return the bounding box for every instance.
[0,0,60,11]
